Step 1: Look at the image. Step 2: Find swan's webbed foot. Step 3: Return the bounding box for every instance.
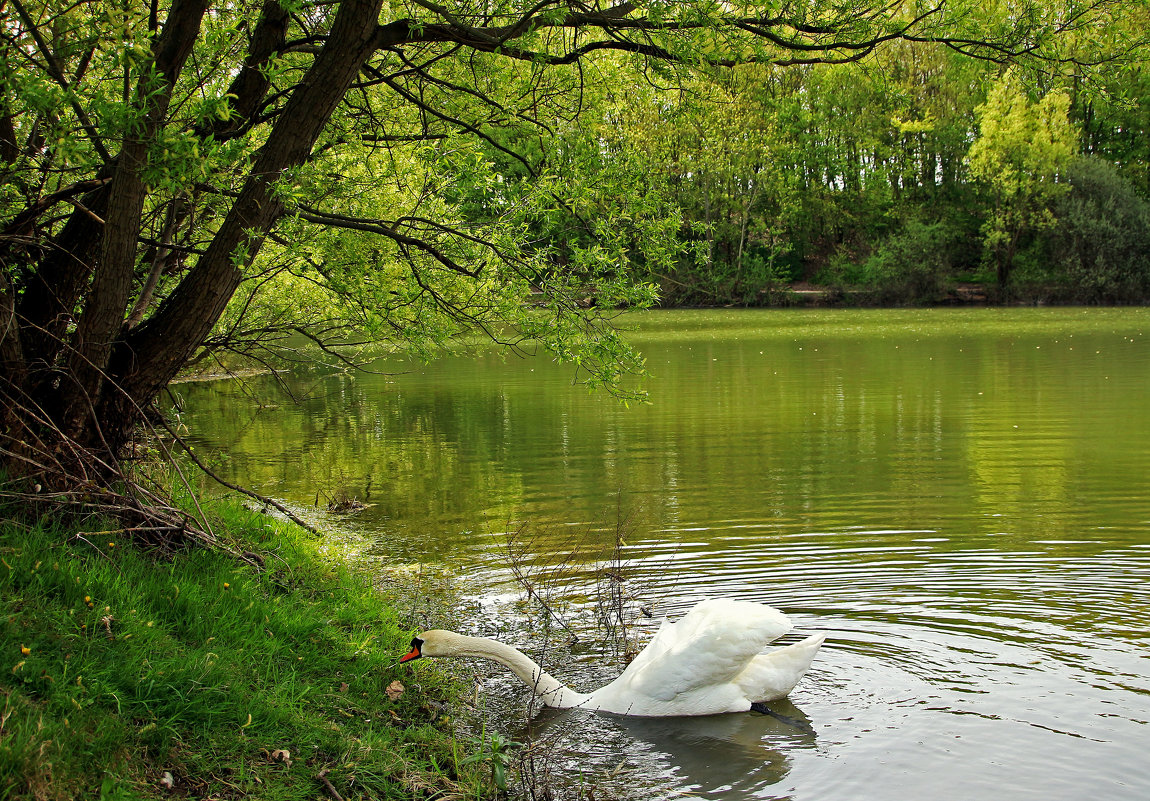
[750,701,817,735]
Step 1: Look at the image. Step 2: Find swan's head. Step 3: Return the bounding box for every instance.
[398,630,458,662]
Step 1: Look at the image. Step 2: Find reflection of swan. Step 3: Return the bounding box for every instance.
[519,698,816,796]
[400,599,826,716]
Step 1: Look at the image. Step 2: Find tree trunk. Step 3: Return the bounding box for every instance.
[1,0,385,479]
[13,174,112,379]
[96,0,385,453]
[58,0,209,442]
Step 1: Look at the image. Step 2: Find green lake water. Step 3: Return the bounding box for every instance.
[177,307,1150,801]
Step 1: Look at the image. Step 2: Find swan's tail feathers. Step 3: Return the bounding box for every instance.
[787,632,826,662]
[738,631,827,703]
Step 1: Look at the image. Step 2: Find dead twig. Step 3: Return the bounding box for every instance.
[315,769,344,801]
[158,417,321,536]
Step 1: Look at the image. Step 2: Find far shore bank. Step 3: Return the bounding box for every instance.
[660,281,1149,308]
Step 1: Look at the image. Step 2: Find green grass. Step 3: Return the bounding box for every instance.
[0,500,485,800]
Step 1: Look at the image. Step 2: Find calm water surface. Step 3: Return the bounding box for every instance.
[178,308,1150,801]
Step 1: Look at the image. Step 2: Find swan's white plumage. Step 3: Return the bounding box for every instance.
[405,598,825,717]
[598,599,790,703]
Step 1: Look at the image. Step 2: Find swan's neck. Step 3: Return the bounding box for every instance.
[439,633,589,709]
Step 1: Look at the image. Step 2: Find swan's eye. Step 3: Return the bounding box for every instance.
[410,636,423,649]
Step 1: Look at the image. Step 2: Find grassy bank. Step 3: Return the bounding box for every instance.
[0,499,484,800]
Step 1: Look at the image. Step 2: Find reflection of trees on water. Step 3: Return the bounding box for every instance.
[177,364,529,560]
[178,313,1150,568]
[514,699,816,800]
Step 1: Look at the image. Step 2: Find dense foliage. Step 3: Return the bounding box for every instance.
[567,37,1150,305]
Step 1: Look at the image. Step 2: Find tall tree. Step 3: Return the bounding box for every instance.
[968,69,1077,291]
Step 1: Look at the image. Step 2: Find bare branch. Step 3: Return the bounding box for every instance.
[293,203,484,278]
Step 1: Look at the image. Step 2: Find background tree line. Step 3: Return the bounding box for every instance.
[503,28,1150,306]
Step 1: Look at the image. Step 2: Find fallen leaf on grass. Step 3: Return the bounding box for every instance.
[385,680,404,700]
[269,748,292,767]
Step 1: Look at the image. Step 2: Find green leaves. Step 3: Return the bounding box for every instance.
[3,0,1146,454]
[969,69,1078,286]
[970,70,1076,198]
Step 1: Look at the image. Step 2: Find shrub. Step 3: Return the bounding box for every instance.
[861,215,975,303]
[1045,157,1150,303]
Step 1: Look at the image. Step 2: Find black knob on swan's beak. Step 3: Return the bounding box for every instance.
[399,636,423,663]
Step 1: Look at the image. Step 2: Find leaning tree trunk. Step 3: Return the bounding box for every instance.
[0,0,386,483]
[97,0,387,454]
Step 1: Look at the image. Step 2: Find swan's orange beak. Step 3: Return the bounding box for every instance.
[399,636,423,663]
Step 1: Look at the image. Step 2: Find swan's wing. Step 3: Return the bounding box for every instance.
[734,632,826,702]
[610,599,792,703]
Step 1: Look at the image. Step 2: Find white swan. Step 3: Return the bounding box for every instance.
[399,598,826,717]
